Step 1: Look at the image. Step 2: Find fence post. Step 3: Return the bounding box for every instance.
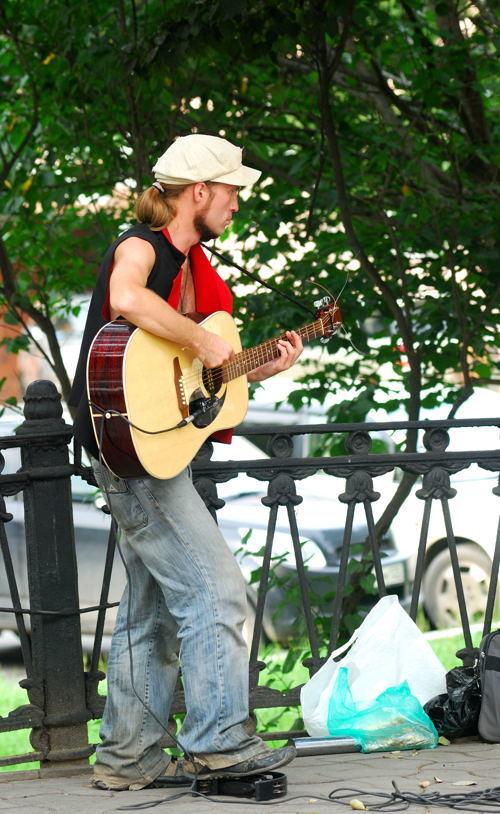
[16,380,91,772]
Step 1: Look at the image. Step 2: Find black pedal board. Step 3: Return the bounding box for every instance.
[192,770,287,801]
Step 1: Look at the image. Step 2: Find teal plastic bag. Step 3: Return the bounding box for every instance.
[327,667,438,753]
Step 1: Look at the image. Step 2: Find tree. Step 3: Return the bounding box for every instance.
[0,0,498,460]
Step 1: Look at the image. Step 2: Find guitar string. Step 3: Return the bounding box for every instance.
[170,316,341,395]
[90,302,342,437]
[176,316,337,391]
[89,319,340,438]
[177,333,317,393]
[177,325,321,390]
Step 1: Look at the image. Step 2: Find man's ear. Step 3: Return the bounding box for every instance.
[192,182,208,202]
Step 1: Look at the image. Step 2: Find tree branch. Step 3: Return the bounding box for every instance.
[0,232,72,406]
[314,32,421,403]
[0,15,40,186]
[435,0,491,146]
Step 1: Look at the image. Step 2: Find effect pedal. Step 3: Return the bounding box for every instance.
[192,770,287,801]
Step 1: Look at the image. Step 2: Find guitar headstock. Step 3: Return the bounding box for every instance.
[315,298,342,339]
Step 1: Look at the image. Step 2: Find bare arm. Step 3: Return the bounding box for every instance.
[109,237,233,367]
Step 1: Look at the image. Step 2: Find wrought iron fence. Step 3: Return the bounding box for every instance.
[0,379,499,771]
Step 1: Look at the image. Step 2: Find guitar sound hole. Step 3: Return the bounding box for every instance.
[202,366,223,395]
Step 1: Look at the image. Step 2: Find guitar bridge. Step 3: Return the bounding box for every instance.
[173,357,189,419]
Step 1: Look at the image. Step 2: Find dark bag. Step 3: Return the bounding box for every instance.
[424,665,481,739]
[478,629,500,743]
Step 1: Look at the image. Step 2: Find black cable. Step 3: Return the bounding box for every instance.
[117,789,336,810]
[95,421,198,776]
[90,402,198,435]
[112,528,194,761]
[327,782,500,813]
[91,377,233,789]
[0,601,119,616]
[328,785,409,811]
[200,242,316,317]
[114,782,500,812]
[117,788,342,810]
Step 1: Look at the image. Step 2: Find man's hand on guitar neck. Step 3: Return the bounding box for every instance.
[248,330,303,383]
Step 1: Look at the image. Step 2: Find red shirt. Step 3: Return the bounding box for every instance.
[163,230,233,316]
[163,229,234,445]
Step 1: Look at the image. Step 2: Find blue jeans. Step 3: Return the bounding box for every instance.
[92,461,265,789]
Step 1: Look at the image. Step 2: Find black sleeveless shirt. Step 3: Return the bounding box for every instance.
[69,224,185,458]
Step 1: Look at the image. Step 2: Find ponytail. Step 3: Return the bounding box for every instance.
[135,183,190,230]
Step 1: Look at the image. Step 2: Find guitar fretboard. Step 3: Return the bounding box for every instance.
[221,318,325,383]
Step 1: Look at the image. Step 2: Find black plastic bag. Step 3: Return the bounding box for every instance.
[424,666,481,739]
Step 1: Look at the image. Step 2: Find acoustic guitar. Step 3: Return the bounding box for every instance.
[87,302,341,479]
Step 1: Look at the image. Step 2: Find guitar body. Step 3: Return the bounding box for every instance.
[87,312,248,480]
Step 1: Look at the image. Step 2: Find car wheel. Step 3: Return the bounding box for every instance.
[423,543,492,629]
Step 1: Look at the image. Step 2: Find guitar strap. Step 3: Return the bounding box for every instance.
[200,242,316,317]
[162,230,235,445]
[164,231,233,316]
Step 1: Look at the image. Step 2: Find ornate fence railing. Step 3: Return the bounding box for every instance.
[0,379,499,772]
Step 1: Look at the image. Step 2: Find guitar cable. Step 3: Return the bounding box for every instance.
[83,241,341,805]
[88,245,341,801]
[94,419,199,791]
[90,401,201,435]
[113,780,500,811]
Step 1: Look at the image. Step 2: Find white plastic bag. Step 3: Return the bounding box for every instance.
[301,595,447,737]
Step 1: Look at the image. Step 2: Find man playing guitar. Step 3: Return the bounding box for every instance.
[69,134,302,791]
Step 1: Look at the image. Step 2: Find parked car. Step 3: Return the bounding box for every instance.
[0,384,498,645]
[211,441,412,643]
[237,384,500,632]
[0,421,411,647]
[390,389,500,629]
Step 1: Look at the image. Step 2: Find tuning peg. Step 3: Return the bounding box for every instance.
[314,296,331,309]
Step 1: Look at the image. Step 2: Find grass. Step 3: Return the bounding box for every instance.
[0,675,35,772]
[427,627,485,671]
[253,628,487,744]
[0,626,490,771]
[0,673,103,773]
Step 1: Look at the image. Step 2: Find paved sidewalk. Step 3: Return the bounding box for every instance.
[1,739,500,813]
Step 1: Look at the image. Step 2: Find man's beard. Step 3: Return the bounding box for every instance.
[193,191,219,241]
[193,212,218,242]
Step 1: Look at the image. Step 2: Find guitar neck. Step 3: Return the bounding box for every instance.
[221,318,325,383]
